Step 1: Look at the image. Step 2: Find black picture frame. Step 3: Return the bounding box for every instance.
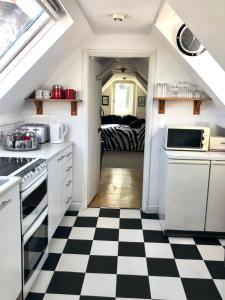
[102,95,109,106]
[138,96,146,107]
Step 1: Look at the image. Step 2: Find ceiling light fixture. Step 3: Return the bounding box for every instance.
[112,13,127,22]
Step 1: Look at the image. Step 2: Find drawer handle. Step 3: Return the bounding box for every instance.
[66,166,72,172]
[0,199,12,211]
[57,155,65,162]
[66,152,72,158]
[66,196,72,204]
[66,180,72,187]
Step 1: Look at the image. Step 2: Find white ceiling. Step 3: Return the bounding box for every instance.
[76,0,163,34]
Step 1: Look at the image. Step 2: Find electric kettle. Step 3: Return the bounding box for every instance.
[49,123,68,144]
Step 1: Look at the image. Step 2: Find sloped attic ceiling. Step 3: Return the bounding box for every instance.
[0,0,91,112]
[167,0,225,72]
[96,58,148,89]
[155,2,225,108]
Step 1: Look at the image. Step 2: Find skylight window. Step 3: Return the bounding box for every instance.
[0,0,60,72]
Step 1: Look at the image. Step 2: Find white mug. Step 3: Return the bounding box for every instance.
[35,89,43,99]
[43,89,52,99]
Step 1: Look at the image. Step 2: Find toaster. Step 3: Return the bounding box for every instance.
[210,136,225,151]
[20,123,50,144]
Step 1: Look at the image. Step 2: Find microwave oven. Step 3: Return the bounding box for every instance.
[164,125,210,151]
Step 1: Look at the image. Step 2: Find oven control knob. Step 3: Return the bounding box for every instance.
[23,175,29,181]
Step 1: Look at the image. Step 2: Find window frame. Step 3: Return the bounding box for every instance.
[0,0,61,74]
[113,81,135,116]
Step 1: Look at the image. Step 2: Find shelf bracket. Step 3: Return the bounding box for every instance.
[71,102,77,115]
[193,100,202,115]
[158,99,165,114]
[34,100,43,115]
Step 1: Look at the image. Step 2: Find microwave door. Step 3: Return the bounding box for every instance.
[167,129,203,149]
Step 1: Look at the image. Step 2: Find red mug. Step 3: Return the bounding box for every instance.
[65,89,76,99]
[52,85,64,99]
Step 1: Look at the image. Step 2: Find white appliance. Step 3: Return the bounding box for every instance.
[210,136,225,151]
[50,123,67,144]
[158,150,210,232]
[164,125,210,151]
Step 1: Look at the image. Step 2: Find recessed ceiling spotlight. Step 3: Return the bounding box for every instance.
[112,13,127,22]
[123,77,127,80]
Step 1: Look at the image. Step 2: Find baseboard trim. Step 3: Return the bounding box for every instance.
[69,202,82,211]
[142,204,158,214]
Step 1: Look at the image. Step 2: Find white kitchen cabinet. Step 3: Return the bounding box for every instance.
[48,145,73,240]
[205,161,225,232]
[159,155,210,231]
[0,184,22,300]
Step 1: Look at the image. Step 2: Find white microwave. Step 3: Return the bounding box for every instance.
[164,125,210,151]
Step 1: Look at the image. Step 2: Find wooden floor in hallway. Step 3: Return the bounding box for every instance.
[89,167,143,208]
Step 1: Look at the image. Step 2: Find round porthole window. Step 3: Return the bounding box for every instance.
[176,24,205,56]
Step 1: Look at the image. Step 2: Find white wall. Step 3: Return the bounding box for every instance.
[21,27,223,211]
[167,0,225,71]
[1,3,224,212]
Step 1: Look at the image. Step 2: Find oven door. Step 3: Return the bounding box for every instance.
[23,208,48,287]
[166,128,205,150]
[21,172,48,234]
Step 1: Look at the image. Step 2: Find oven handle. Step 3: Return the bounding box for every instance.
[21,171,47,201]
[23,207,48,245]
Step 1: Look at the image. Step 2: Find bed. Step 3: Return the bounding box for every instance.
[101,121,145,152]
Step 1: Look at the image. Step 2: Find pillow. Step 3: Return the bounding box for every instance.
[101,115,122,124]
[121,115,138,125]
[129,119,145,128]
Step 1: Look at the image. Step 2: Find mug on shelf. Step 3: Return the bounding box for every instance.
[43,89,52,99]
[35,89,43,99]
[52,85,64,99]
[65,89,76,99]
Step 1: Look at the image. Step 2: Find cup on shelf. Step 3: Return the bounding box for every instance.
[43,89,52,99]
[52,85,64,99]
[64,89,76,99]
[35,89,43,99]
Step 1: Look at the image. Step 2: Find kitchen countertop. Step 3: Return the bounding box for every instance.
[0,176,21,196]
[0,142,72,160]
[164,149,225,160]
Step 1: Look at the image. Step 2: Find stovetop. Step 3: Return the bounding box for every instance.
[0,157,34,176]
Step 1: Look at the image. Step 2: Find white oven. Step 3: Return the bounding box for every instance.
[23,208,48,299]
[164,125,210,151]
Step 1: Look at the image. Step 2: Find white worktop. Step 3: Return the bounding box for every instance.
[0,142,72,160]
[164,149,225,161]
[0,176,21,196]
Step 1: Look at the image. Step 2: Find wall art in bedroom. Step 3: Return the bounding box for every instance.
[138,96,146,107]
[102,95,109,105]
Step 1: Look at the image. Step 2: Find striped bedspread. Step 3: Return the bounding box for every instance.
[101,124,145,151]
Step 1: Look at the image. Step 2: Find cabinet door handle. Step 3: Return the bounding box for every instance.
[66,180,72,187]
[66,166,72,172]
[0,199,12,211]
[66,152,72,158]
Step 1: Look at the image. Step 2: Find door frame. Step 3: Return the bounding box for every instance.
[82,49,156,211]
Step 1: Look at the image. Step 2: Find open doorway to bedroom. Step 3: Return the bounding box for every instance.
[89,57,149,209]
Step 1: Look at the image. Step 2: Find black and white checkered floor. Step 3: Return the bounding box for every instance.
[27,208,225,300]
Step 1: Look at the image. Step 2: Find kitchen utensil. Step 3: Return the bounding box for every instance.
[49,122,68,144]
[52,85,64,99]
[43,89,52,99]
[19,123,49,144]
[35,89,43,99]
[65,89,76,99]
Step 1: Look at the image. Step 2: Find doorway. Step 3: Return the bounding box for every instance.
[82,50,155,211]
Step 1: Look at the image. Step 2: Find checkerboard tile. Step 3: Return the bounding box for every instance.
[27,208,225,300]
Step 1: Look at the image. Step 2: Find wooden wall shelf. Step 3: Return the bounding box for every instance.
[154,97,211,115]
[27,99,82,116]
